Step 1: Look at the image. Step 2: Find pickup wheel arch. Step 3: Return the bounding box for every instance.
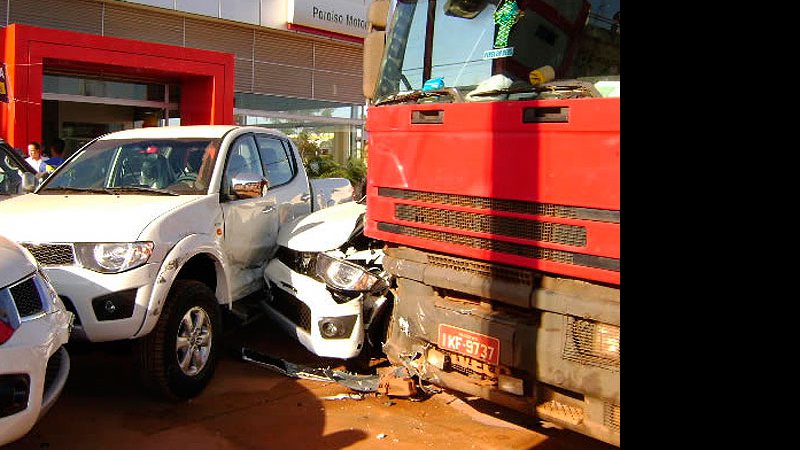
[134,235,231,339]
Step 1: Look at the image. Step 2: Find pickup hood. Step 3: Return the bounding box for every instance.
[278,201,366,252]
[0,193,201,243]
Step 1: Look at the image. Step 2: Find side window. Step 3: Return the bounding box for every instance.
[255,135,295,188]
[223,134,263,196]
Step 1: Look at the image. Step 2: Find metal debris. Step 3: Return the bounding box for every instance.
[241,347,380,392]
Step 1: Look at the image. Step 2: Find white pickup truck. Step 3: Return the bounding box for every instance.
[0,125,352,399]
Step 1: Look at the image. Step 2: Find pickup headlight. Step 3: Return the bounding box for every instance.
[75,242,154,273]
[316,253,386,292]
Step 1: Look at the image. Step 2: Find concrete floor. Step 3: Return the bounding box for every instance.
[4,316,616,450]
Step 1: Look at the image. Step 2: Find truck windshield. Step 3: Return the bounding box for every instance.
[374,0,620,103]
[39,138,222,195]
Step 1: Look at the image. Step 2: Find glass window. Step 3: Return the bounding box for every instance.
[255,135,295,187]
[38,138,221,195]
[375,0,621,102]
[177,0,219,17]
[43,75,167,102]
[221,0,259,25]
[223,134,263,195]
[233,93,366,167]
[127,0,175,8]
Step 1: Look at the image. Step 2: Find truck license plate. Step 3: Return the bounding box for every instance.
[438,324,500,366]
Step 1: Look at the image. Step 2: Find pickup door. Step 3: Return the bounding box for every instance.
[220,132,311,299]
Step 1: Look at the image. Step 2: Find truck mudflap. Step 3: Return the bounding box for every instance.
[383,270,620,446]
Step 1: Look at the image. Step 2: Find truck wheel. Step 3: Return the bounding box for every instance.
[135,280,221,400]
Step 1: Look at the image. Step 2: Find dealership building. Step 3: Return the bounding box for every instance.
[0,0,367,163]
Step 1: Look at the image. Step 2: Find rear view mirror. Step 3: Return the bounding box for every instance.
[231,172,269,199]
[444,0,489,18]
[363,0,390,100]
[21,172,37,193]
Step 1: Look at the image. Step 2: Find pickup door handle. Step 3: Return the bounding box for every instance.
[262,205,275,214]
[301,193,311,202]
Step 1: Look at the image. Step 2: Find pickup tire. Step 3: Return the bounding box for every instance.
[135,280,221,400]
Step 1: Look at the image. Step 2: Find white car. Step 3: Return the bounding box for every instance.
[1,140,37,201]
[0,125,351,400]
[0,235,72,446]
[263,201,392,361]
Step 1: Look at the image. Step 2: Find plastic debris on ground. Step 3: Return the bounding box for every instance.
[320,393,365,401]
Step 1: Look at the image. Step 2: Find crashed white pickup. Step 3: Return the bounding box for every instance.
[264,201,392,361]
[0,125,352,399]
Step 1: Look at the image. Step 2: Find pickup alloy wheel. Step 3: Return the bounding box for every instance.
[175,306,212,376]
[136,279,221,400]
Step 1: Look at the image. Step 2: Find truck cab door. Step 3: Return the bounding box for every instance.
[220,133,278,299]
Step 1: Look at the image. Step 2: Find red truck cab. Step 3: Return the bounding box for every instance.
[363,0,620,445]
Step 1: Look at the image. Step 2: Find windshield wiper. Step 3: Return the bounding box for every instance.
[467,80,602,99]
[39,186,114,195]
[374,87,463,106]
[105,186,179,196]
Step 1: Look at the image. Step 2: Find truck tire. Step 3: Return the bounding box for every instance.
[135,280,221,400]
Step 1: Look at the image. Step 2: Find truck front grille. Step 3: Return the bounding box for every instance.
[20,243,75,266]
[562,317,620,371]
[604,402,620,433]
[395,204,587,247]
[9,277,43,318]
[379,187,619,223]
[377,222,619,272]
[428,254,534,286]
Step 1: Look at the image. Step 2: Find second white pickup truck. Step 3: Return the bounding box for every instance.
[0,125,351,399]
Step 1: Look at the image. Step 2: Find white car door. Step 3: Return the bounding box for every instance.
[254,133,311,228]
[220,133,278,299]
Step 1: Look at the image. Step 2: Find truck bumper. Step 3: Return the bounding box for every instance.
[383,252,620,446]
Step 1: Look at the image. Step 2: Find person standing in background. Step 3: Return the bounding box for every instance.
[25,141,49,174]
[45,138,66,172]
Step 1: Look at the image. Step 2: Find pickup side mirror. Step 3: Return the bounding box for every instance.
[231,172,269,200]
[363,0,390,100]
[21,172,37,193]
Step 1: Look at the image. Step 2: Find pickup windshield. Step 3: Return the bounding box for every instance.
[39,138,222,195]
[374,0,620,103]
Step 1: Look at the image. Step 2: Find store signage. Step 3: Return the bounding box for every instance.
[287,0,369,38]
[0,63,8,103]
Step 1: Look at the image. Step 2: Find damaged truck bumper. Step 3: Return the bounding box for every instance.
[382,248,620,446]
[264,258,364,359]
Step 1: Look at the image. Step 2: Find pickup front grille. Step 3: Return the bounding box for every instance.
[43,347,64,397]
[269,284,311,332]
[20,243,75,266]
[9,277,43,318]
[275,246,317,277]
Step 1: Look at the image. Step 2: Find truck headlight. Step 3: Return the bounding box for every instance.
[75,242,154,273]
[316,253,386,292]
